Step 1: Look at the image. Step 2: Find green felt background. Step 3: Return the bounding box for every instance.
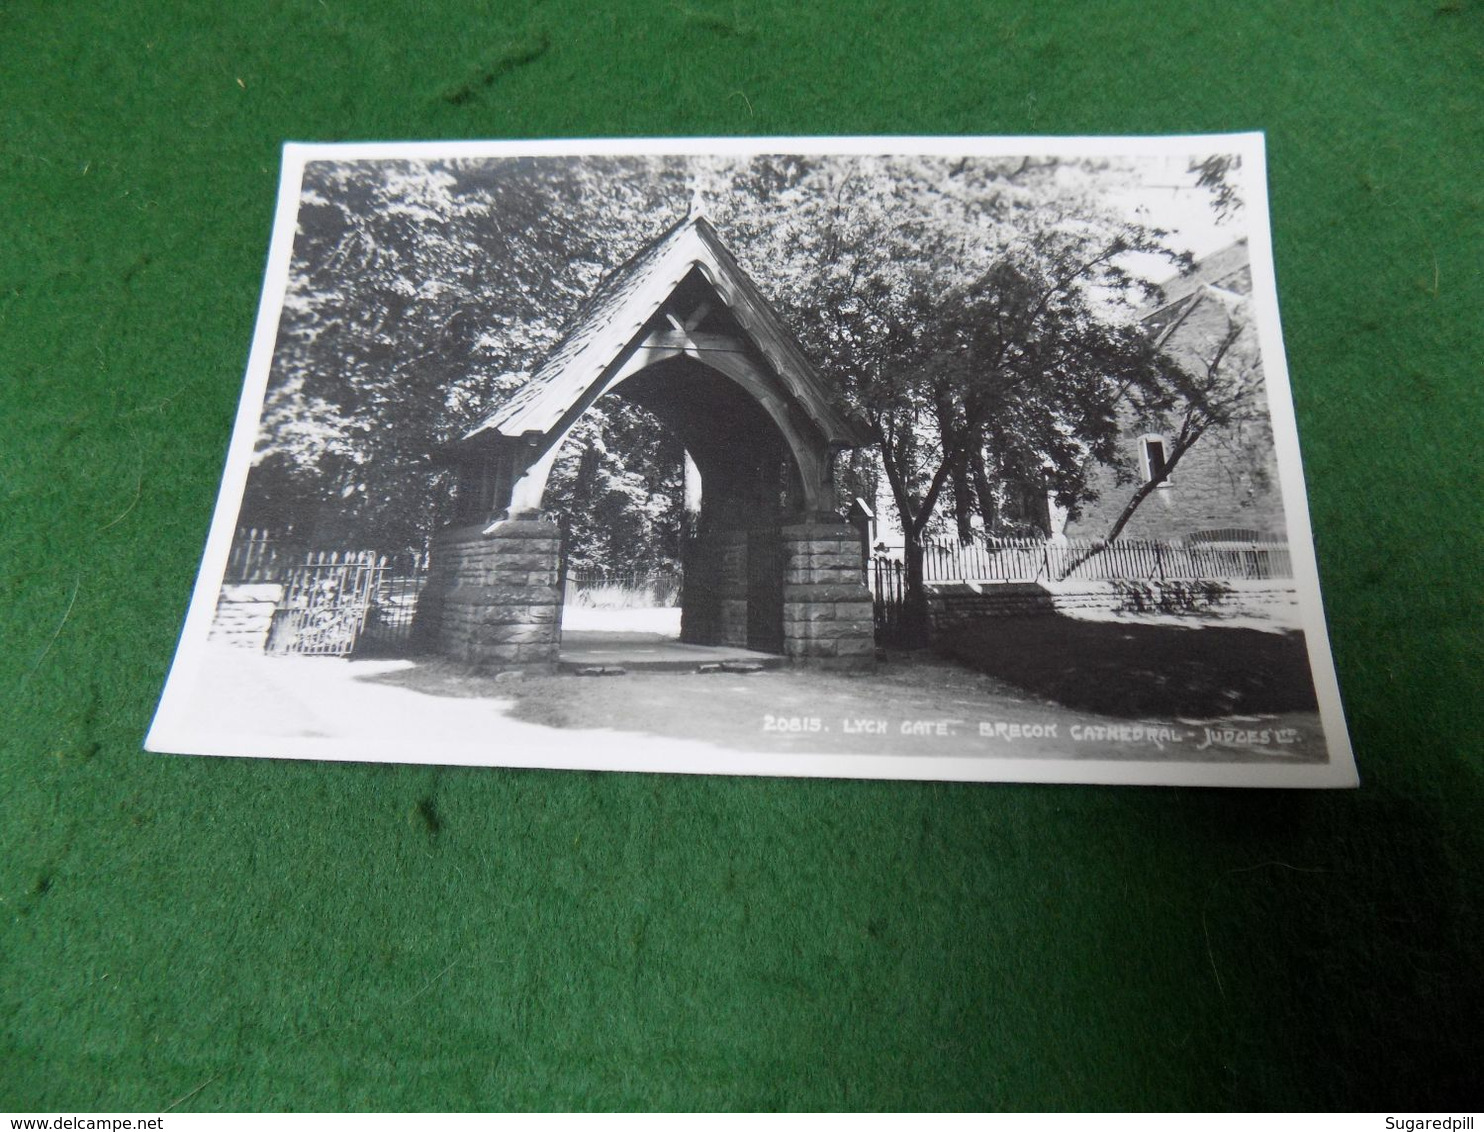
[2,0,1481,1113]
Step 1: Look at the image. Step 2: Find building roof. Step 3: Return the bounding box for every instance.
[460,212,864,448]
[1142,238,1250,324]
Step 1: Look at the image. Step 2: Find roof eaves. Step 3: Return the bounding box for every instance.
[691,220,863,445]
[1140,239,1251,320]
[1147,291,1204,350]
[462,219,706,441]
[454,213,871,453]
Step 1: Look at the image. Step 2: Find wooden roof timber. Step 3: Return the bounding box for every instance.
[456,214,870,453]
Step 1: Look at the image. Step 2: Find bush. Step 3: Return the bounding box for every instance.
[567,573,681,609]
[1112,579,1230,615]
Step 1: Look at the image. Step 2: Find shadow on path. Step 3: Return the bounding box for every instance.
[937,614,1320,718]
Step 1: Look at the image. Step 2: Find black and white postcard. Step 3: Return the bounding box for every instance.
[147,134,1357,787]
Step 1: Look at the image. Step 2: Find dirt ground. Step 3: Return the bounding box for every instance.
[360,650,1326,765]
[167,604,1328,767]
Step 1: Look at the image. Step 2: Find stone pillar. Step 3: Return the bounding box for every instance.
[680,529,749,647]
[781,519,876,669]
[209,583,285,651]
[412,517,562,671]
[717,531,750,647]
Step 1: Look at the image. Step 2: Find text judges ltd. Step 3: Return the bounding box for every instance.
[761,715,1305,751]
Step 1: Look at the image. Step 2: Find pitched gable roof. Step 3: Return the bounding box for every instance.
[1142,238,1251,323]
[460,213,863,448]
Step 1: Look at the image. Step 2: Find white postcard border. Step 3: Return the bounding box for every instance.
[147,132,1358,789]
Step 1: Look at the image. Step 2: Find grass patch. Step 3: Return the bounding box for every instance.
[567,576,681,609]
[937,614,1320,718]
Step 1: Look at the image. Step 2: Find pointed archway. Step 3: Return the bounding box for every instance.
[414,213,876,671]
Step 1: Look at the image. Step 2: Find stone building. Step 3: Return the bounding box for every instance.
[1060,239,1287,542]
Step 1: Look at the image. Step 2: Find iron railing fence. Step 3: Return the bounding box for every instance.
[225,528,295,584]
[226,529,431,585]
[564,567,683,608]
[225,530,431,656]
[869,535,1291,647]
[890,534,1292,586]
[263,552,430,658]
[356,569,429,655]
[872,554,909,643]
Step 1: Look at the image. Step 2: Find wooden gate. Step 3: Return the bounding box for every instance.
[266,551,383,657]
[746,527,784,654]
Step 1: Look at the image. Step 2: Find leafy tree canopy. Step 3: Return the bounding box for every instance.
[245,152,1218,576]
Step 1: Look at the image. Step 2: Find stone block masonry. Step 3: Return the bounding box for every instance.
[925,579,1302,632]
[416,516,874,670]
[209,583,284,650]
[780,520,875,669]
[412,518,562,671]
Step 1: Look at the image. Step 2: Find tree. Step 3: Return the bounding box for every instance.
[245,156,687,551]
[704,156,1184,633]
[1190,154,1244,222]
[542,398,686,574]
[247,151,1194,618]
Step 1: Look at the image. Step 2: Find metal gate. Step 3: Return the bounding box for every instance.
[872,554,907,645]
[266,551,383,657]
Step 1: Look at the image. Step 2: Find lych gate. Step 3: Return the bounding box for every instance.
[413,212,876,671]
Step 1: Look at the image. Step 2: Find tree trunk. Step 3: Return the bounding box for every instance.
[1063,427,1202,575]
[875,445,932,647]
[902,532,929,647]
[971,449,998,533]
[1101,478,1161,547]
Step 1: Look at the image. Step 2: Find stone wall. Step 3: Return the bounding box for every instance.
[926,578,1301,631]
[781,520,875,668]
[1065,427,1285,541]
[417,516,875,670]
[412,518,562,670]
[1067,281,1285,541]
[209,583,283,650]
